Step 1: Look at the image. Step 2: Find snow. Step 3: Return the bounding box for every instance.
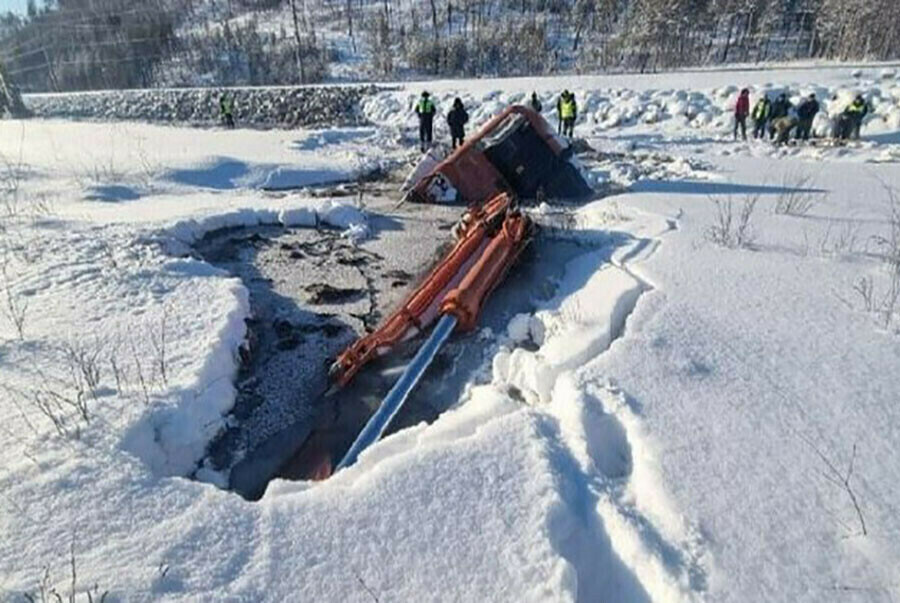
[356,65,900,163]
[3,63,900,602]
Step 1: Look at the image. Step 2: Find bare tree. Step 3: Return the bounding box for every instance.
[288,0,306,83]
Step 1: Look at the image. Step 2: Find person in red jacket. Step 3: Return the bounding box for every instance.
[734,88,750,141]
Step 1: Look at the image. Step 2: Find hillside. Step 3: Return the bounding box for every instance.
[0,0,899,92]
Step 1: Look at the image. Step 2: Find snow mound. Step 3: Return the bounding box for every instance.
[156,197,367,248]
[495,259,644,404]
[362,78,900,146]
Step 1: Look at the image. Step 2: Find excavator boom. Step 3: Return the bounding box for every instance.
[329,192,527,387]
[334,194,533,469]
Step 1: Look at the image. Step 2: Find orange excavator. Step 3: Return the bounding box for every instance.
[330,104,589,470]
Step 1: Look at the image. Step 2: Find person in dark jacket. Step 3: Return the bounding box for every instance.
[768,93,791,140]
[843,94,869,140]
[529,92,543,113]
[447,97,469,149]
[795,94,819,141]
[751,95,771,139]
[734,88,750,141]
[415,91,436,152]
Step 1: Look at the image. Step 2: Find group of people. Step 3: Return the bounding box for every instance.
[734,88,869,145]
[413,89,578,152]
[218,86,871,152]
[414,91,472,152]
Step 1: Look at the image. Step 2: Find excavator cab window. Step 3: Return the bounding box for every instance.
[478,112,592,201]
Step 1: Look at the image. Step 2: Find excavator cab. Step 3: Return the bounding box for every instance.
[407,105,592,206]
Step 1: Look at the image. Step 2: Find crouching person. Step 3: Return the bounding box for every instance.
[773,116,797,146]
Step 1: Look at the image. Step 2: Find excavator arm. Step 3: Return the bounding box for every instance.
[329,192,532,389]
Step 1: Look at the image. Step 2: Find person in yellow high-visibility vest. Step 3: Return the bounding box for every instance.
[560,92,577,138]
[415,91,436,152]
[843,94,869,140]
[219,93,235,129]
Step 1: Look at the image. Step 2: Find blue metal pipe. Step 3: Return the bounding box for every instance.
[336,314,459,472]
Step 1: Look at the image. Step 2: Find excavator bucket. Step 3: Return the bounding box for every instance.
[407,105,592,206]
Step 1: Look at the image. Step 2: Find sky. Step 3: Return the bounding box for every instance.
[0,0,28,15]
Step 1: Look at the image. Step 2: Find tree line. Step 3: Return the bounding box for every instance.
[0,0,897,92]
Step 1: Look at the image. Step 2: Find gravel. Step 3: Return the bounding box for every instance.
[23,84,390,128]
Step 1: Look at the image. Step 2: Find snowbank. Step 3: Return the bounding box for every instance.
[362,78,900,142]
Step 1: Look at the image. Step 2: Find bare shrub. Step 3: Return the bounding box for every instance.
[108,344,128,395]
[775,172,820,217]
[853,276,876,312]
[63,339,105,405]
[79,159,125,187]
[29,386,84,439]
[819,219,862,256]
[102,312,172,407]
[149,306,170,388]
[873,269,900,329]
[0,125,26,220]
[23,541,109,603]
[129,336,153,406]
[856,182,900,328]
[29,193,56,222]
[14,339,109,439]
[706,197,734,247]
[706,194,759,249]
[0,253,27,339]
[800,435,867,538]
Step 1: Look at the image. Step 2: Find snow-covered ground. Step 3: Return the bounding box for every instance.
[2,65,900,601]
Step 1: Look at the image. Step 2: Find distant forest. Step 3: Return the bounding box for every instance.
[0,0,898,92]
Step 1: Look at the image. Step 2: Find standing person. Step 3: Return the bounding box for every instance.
[556,89,570,135]
[768,92,791,140]
[415,91,436,152]
[751,94,771,139]
[734,88,750,141]
[219,93,235,129]
[446,97,469,149]
[843,94,869,140]
[795,93,819,141]
[560,92,577,138]
[529,92,543,113]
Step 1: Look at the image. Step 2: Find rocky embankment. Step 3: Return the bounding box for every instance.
[23,84,387,128]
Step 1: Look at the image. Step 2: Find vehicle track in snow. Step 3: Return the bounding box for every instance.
[497,208,709,601]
